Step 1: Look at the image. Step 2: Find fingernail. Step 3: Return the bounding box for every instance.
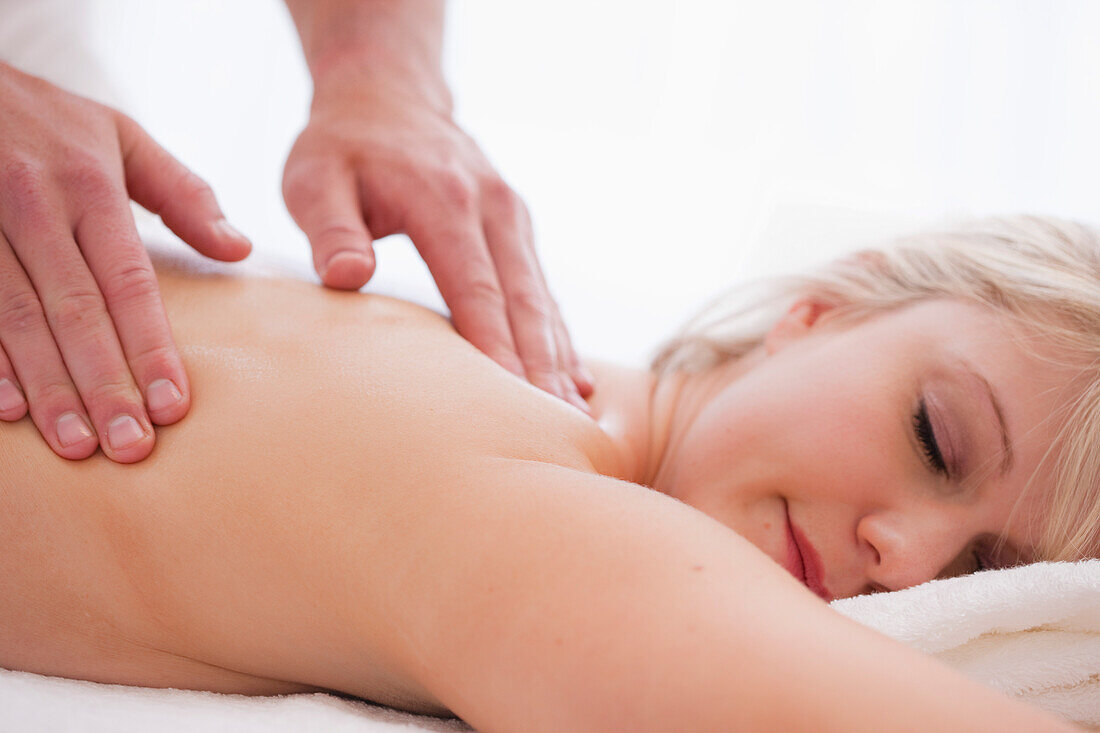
[0,378,26,412]
[579,365,596,388]
[215,219,248,241]
[57,412,95,447]
[146,378,182,412]
[321,251,372,287]
[107,415,145,450]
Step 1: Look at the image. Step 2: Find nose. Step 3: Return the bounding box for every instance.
[856,510,968,592]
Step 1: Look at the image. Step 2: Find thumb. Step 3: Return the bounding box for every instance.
[283,160,375,290]
[117,113,252,262]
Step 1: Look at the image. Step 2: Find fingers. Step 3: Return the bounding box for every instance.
[74,189,191,428]
[117,113,252,263]
[549,299,595,399]
[406,191,526,381]
[0,227,98,459]
[0,77,208,462]
[0,343,28,422]
[283,159,376,290]
[519,206,594,398]
[479,180,591,412]
[1,187,155,463]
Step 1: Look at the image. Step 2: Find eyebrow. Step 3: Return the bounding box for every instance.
[959,361,1014,478]
[952,360,1031,568]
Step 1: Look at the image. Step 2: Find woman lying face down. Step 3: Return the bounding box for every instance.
[614,298,1070,601]
[0,215,1094,733]
[612,215,1099,601]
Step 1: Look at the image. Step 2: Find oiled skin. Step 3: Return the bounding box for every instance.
[0,258,616,715]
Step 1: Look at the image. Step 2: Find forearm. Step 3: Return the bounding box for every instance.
[283,0,452,113]
[399,461,1080,733]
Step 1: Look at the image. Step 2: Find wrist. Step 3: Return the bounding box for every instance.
[309,45,454,118]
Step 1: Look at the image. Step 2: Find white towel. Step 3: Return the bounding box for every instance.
[831,560,1100,729]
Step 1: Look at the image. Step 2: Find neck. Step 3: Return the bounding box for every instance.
[584,351,763,491]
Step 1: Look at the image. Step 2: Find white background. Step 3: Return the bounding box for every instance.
[3,0,1098,367]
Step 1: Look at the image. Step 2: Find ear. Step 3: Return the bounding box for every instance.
[764,299,836,355]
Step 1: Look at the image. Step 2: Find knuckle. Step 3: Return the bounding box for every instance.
[526,367,562,389]
[126,340,177,375]
[60,154,116,199]
[112,111,139,138]
[0,290,47,335]
[281,171,308,203]
[173,169,213,203]
[33,378,77,407]
[0,157,50,217]
[50,289,107,333]
[434,169,477,212]
[460,276,506,310]
[481,176,517,211]
[315,222,363,244]
[102,258,159,306]
[282,158,325,198]
[83,376,139,409]
[510,288,550,319]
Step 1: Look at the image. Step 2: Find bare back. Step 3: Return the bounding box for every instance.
[0,260,617,714]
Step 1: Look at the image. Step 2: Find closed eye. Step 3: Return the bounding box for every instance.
[913,399,948,476]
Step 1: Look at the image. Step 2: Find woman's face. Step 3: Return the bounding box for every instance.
[656,299,1076,601]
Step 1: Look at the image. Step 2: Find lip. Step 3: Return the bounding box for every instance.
[783,501,833,602]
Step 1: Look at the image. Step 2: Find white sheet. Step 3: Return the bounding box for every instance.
[0,667,472,732]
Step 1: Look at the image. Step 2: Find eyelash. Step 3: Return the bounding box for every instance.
[912,399,948,476]
[972,549,988,572]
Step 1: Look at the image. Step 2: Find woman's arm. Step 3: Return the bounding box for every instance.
[370,458,1079,733]
[133,426,1076,730]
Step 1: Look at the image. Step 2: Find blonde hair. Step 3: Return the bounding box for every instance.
[651,215,1100,564]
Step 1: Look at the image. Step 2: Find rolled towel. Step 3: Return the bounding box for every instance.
[831,560,1100,729]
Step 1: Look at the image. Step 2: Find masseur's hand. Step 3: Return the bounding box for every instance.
[282,63,594,412]
[0,61,252,462]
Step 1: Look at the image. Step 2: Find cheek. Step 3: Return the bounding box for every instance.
[778,390,903,504]
[668,388,793,506]
[671,372,900,509]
